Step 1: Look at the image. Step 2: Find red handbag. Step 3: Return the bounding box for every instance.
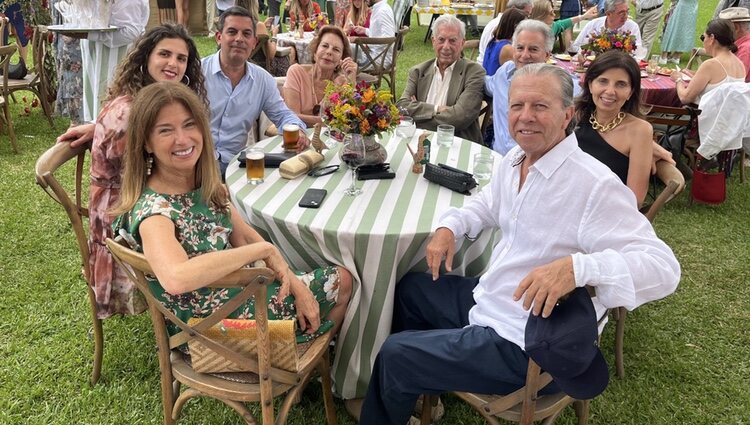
[689,153,731,205]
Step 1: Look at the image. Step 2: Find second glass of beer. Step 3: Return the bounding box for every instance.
[283,124,300,152]
[246,147,265,185]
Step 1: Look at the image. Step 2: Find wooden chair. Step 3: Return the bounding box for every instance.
[644,104,702,174]
[685,47,709,71]
[34,141,103,385]
[105,239,338,425]
[3,25,56,128]
[0,44,17,153]
[353,27,410,98]
[420,360,590,425]
[609,161,685,378]
[462,39,479,60]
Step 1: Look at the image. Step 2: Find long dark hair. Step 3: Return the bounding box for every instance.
[575,50,642,123]
[106,24,207,105]
[494,9,527,40]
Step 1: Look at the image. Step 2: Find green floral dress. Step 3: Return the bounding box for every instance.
[114,188,339,343]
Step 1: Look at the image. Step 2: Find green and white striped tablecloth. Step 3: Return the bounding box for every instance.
[227,131,501,399]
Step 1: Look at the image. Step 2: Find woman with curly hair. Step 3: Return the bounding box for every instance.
[56,23,207,319]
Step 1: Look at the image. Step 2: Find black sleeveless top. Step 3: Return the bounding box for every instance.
[575,120,629,185]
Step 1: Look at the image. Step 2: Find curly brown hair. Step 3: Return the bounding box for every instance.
[106,24,207,105]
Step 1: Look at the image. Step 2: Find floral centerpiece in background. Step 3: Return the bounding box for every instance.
[580,29,637,55]
[321,80,400,165]
[308,13,329,33]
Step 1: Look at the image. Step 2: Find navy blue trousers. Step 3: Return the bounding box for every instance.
[360,272,534,425]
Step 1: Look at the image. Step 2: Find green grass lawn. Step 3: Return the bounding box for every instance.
[2,2,749,424]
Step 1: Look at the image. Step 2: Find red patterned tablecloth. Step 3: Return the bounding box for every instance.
[556,59,681,107]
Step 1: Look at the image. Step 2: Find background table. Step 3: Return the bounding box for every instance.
[556,58,681,107]
[414,5,495,42]
[276,31,315,64]
[227,131,501,398]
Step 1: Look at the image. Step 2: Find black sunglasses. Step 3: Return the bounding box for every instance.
[700,34,708,42]
[313,104,321,116]
[308,164,339,177]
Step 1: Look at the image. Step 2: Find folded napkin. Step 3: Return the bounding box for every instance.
[279,150,325,179]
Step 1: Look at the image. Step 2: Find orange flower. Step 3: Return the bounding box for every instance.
[362,87,376,103]
[360,119,371,133]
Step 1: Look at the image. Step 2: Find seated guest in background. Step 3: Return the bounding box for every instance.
[483,8,526,76]
[289,0,322,31]
[486,20,582,153]
[530,0,599,40]
[575,50,653,206]
[56,24,207,319]
[571,0,643,56]
[557,0,598,50]
[351,0,396,69]
[397,15,485,144]
[283,26,359,126]
[671,19,745,105]
[113,82,353,345]
[718,7,750,82]
[478,0,533,66]
[203,7,308,177]
[360,64,681,425]
[252,15,294,77]
[344,0,371,36]
[335,0,352,27]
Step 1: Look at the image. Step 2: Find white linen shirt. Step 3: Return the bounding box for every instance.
[438,134,681,349]
[477,14,501,66]
[360,0,397,68]
[571,16,643,54]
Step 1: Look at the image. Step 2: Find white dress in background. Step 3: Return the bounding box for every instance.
[81,0,149,123]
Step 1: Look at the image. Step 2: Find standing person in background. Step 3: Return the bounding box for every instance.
[81,0,149,123]
[176,0,190,26]
[632,0,664,56]
[478,0,532,66]
[207,0,218,37]
[714,0,750,19]
[659,0,697,64]
[1,1,29,65]
[51,0,84,126]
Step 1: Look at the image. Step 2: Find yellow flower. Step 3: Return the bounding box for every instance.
[362,88,376,103]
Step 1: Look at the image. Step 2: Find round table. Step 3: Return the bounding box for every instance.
[275,31,315,64]
[227,131,501,398]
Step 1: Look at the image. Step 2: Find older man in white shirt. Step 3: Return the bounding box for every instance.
[572,0,643,57]
[632,0,664,55]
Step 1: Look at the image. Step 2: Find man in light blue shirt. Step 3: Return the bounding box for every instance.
[202,6,307,177]
[485,20,582,155]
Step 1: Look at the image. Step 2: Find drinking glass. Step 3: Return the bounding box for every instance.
[647,55,659,81]
[340,134,365,196]
[436,124,454,148]
[245,147,265,185]
[395,117,416,141]
[473,153,494,181]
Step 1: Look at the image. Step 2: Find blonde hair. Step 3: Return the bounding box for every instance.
[348,0,370,27]
[291,0,315,20]
[112,82,227,217]
[529,0,553,22]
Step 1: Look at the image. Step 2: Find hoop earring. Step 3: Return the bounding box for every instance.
[141,64,146,76]
[182,74,190,85]
[146,154,154,176]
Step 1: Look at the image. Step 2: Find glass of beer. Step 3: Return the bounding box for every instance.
[246,147,265,185]
[282,124,300,152]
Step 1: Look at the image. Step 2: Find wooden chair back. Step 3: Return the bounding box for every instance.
[249,33,272,70]
[644,103,701,170]
[34,140,103,384]
[685,47,709,71]
[105,238,338,425]
[0,43,17,152]
[462,39,479,60]
[353,26,409,97]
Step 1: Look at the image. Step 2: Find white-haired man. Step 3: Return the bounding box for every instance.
[397,15,486,144]
[359,63,680,425]
[477,0,533,66]
[572,0,643,56]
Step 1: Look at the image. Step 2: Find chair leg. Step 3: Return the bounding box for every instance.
[318,350,338,425]
[573,400,590,425]
[615,307,627,378]
[88,292,104,386]
[420,395,433,424]
[38,91,55,128]
[3,103,18,153]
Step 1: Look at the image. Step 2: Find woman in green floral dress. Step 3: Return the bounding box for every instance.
[112,81,352,341]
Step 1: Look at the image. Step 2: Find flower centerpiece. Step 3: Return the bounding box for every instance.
[308,13,329,34]
[321,80,400,165]
[580,29,637,55]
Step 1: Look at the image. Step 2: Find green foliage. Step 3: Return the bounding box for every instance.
[2,2,748,423]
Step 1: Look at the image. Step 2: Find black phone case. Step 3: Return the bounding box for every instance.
[299,188,327,208]
[358,171,396,180]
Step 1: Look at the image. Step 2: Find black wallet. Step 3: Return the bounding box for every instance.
[423,163,477,194]
[238,151,295,168]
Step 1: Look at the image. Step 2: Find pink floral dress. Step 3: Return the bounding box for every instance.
[88,95,146,319]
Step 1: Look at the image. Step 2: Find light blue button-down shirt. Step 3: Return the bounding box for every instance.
[485,61,582,155]
[202,52,306,164]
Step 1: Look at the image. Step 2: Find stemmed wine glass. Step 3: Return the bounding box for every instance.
[340,134,365,196]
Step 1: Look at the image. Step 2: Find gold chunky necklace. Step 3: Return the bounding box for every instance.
[589,111,626,132]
